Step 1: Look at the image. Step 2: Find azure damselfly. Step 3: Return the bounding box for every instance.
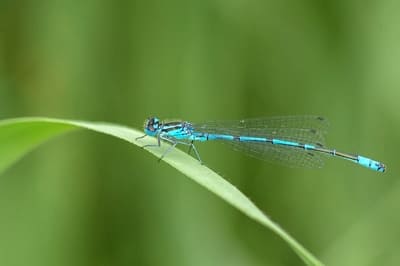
[136,116,385,172]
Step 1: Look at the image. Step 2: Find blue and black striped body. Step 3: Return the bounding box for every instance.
[141,117,385,172]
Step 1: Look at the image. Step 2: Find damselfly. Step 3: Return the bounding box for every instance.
[136,116,385,172]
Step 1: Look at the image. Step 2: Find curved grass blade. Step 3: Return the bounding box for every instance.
[0,117,324,266]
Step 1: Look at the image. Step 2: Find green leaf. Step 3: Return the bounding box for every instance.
[0,117,324,266]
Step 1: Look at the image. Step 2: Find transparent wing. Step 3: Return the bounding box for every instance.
[194,116,328,146]
[193,116,329,168]
[228,140,324,168]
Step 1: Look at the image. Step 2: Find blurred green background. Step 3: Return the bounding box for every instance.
[1,1,399,265]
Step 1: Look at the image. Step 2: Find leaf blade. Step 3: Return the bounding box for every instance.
[0,117,324,266]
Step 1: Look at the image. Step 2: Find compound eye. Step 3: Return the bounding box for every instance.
[147,117,159,132]
[148,118,155,131]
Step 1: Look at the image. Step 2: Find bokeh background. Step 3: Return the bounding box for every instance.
[1,1,399,265]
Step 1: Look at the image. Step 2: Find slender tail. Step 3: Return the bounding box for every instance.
[313,147,386,172]
[265,138,386,172]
